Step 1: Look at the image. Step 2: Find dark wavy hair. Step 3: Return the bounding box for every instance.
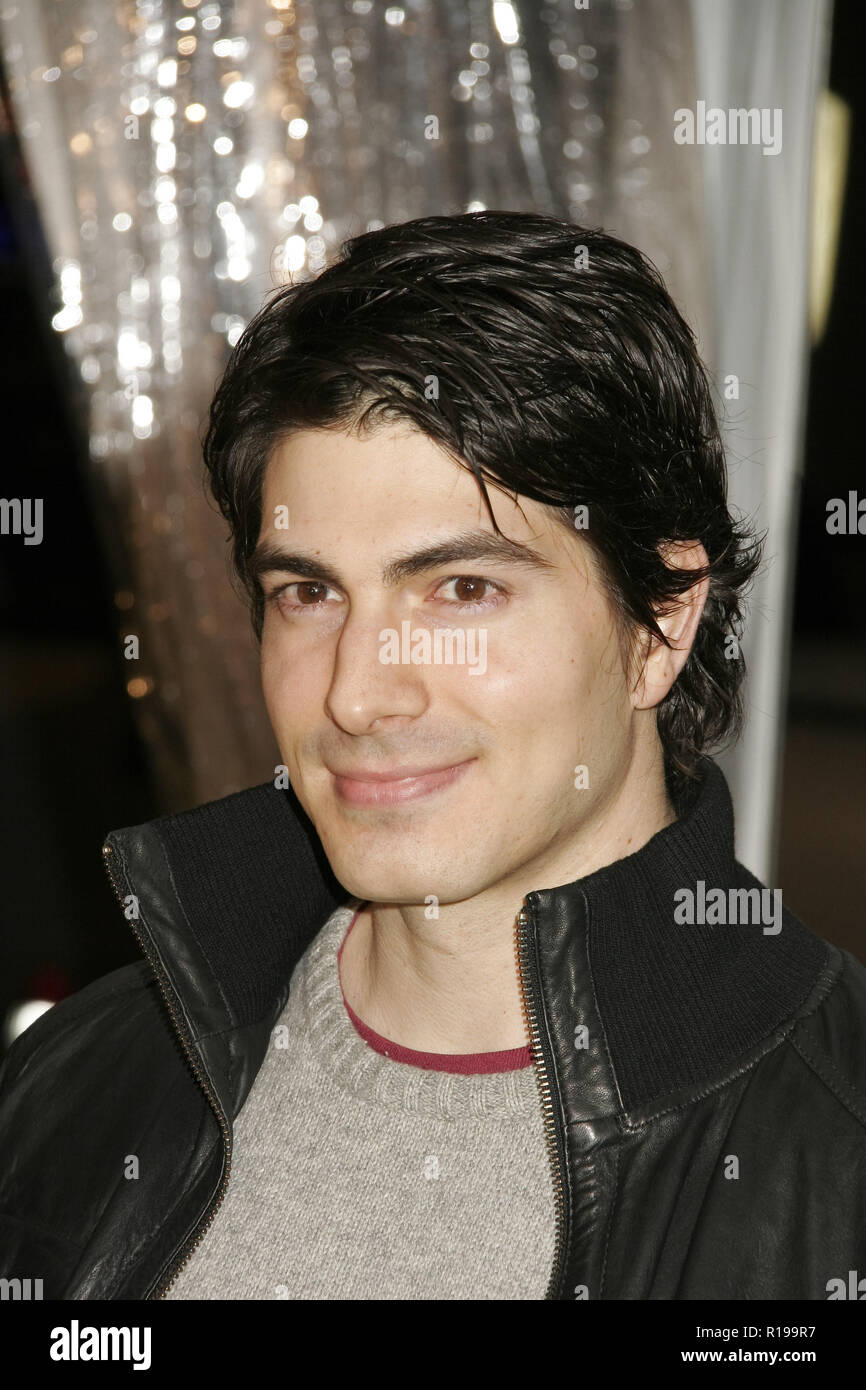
[202,211,763,803]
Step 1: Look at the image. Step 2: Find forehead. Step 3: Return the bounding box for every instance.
[259,423,586,572]
[263,422,484,513]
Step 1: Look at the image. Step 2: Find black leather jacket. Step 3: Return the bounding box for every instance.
[1,757,865,1300]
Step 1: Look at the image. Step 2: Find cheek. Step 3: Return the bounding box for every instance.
[260,634,299,728]
[488,626,595,710]
[473,642,589,758]
[497,617,622,757]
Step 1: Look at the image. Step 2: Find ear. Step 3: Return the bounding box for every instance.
[632,541,711,711]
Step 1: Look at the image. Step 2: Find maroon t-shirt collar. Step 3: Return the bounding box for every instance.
[337,905,533,1075]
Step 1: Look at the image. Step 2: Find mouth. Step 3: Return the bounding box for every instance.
[330,758,476,807]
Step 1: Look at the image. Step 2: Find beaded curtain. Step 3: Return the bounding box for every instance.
[0,0,712,810]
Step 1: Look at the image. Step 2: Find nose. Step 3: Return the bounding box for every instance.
[325,607,429,735]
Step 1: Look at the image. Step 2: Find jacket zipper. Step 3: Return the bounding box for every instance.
[102,841,232,1300]
[514,902,568,1300]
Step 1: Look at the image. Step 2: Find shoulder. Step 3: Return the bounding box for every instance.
[2,962,157,1066]
[730,857,866,1129]
[0,961,195,1123]
[788,944,866,1131]
[0,963,215,1291]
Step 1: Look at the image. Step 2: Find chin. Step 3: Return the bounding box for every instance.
[327,855,484,910]
[327,868,435,905]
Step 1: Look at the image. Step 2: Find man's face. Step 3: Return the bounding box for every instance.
[256,421,642,905]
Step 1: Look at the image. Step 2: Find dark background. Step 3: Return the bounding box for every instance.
[0,1,863,1042]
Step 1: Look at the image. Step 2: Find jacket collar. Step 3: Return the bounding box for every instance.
[103,756,826,1121]
[522,758,826,1116]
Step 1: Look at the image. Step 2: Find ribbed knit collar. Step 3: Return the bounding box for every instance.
[523,756,825,1109]
[293,902,541,1119]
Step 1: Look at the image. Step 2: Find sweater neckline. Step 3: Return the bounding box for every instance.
[293,902,542,1119]
[336,905,533,1074]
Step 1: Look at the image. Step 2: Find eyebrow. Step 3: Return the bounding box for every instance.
[248,528,558,591]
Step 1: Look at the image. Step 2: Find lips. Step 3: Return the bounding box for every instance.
[330,758,475,806]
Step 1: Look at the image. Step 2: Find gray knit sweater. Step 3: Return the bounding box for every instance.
[164,901,556,1300]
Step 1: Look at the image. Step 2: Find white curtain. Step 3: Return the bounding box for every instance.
[689,0,833,878]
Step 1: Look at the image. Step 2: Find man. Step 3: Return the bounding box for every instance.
[1,212,864,1301]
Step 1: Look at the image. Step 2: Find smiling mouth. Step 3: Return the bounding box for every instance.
[331,758,476,806]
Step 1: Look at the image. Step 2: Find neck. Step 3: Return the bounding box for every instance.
[339,743,676,1054]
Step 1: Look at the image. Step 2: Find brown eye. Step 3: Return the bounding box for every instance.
[453,577,485,602]
[433,575,505,610]
[295,582,328,605]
